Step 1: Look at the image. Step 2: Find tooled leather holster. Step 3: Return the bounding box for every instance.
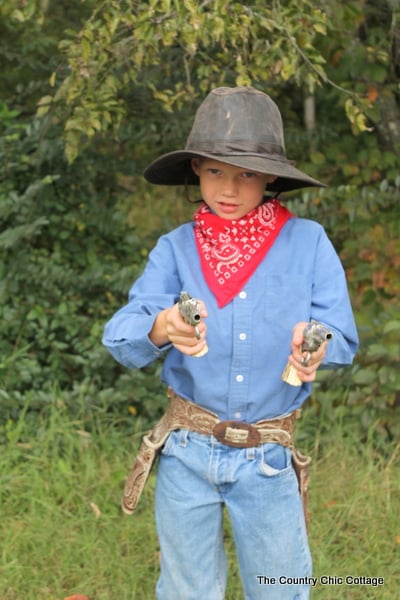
[121,389,311,529]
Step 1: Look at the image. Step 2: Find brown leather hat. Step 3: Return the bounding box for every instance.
[144,86,325,193]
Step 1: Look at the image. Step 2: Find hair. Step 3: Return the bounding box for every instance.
[184,158,202,204]
[184,177,202,204]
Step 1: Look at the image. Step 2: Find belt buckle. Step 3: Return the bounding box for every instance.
[213,420,261,448]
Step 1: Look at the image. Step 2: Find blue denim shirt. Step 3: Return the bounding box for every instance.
[102,217,358,421]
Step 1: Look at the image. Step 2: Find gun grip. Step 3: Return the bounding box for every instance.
[281,362,302,386]
[192,343,209,358]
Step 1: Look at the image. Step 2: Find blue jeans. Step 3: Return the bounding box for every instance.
[155,429,312,600]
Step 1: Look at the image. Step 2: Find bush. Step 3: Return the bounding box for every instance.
[0,109,164,430]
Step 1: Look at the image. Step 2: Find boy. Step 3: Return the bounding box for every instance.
[103,87,358,599]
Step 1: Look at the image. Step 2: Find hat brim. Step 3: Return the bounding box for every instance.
[144,150,325,192]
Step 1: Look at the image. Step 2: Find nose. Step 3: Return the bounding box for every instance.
[221,176,237,196]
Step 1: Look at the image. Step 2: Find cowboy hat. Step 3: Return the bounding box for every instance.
[144,86,325,193]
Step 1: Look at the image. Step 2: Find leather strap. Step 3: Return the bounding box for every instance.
[166,388,299,448]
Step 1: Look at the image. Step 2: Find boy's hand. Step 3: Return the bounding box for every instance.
[167,300,208,355]
[286,321,328,383]
[150,301,208,355]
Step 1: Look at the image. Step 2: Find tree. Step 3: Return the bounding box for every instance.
[38,0,369,163]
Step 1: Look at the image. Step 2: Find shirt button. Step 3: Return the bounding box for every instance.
[234,412,242,419]
[239,333,247,340]
[239,291,247,299]
[236,374,244,383]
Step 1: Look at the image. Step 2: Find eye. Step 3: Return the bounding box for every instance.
[207,168,221,175]
[241,171,258,179]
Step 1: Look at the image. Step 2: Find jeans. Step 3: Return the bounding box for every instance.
[155,429,312,600]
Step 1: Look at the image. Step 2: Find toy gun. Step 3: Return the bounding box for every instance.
[178,291,208,357]
[282,320,333,386]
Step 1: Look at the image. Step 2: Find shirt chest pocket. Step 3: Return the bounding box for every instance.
[262,274,312,323]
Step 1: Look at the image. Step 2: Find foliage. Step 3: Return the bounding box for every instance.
[0,104,167,426]
[38,0,376,163]
[311,0,400,183]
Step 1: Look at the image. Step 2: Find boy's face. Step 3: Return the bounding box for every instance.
[191,158,276,220]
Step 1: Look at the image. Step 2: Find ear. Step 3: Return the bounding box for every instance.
[191,158,201,176]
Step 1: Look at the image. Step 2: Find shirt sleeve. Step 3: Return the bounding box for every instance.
[309,226,359,368]
[102,233,182,368]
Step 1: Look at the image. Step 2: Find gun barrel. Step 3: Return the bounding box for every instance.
[178,291,208,357]
[179,292,201,326]
[191,311,201,323]
[282,320,333,386]
[302,321,333,352]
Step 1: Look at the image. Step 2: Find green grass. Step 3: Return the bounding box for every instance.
[0,403,399,600]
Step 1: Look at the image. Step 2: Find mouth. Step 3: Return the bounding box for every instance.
[217,201,239,214]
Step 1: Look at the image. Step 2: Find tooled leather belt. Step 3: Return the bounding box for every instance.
[166,388,300,449]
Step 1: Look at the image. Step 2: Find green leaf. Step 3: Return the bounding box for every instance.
[353,368,377,385]
[366,344,388,360]
[383,320,400,335]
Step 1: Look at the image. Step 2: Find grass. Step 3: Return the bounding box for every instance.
[0,402,399,600]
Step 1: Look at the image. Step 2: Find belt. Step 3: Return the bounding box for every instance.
[122,388,310,522]
[166,388,300,449]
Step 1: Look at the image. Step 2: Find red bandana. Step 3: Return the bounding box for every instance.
[193,200,293,307]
